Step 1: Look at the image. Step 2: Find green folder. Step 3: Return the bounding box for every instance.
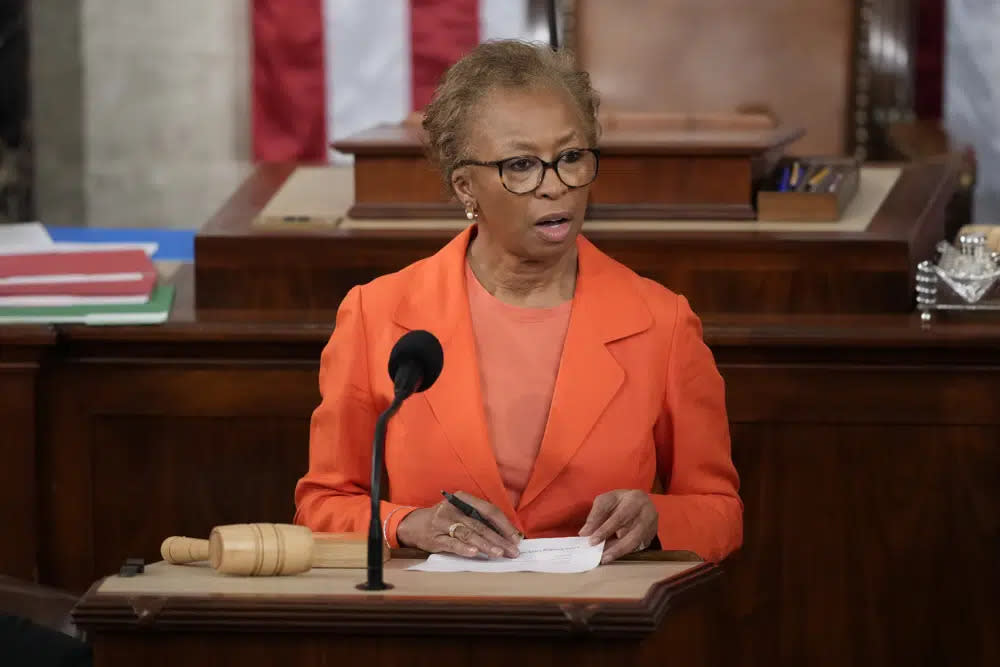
[0,284,175,325]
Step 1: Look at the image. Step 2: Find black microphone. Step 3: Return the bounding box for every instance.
[387,329,444,399]
[358,330,443,591]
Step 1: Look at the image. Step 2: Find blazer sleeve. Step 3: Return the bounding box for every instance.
[650,295,743,562]
[293,286,417,546]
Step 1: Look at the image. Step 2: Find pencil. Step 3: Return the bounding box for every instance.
[790,162,801,189]
[807,166,831,191]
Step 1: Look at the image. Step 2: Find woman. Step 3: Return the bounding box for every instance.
[294,40,742,564]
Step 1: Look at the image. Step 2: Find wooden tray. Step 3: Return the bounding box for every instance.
[757,157,860,222]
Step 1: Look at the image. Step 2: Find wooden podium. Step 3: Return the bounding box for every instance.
[73,558,723,666]
[332,116,804,220]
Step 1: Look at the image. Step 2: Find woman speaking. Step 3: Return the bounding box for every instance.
[294,40,742,564]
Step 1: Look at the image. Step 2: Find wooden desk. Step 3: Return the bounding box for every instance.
[0,269,993,666]
[36,272,323,593]
[0,325,55,581]
[74,559,720,666]
[194,158,959,316]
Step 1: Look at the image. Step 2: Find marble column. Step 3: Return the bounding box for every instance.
[29,0,86,226]
[30,0,253,229]
[80,0,253,228]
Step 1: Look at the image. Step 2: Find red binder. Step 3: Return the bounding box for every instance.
[0,248,157,297]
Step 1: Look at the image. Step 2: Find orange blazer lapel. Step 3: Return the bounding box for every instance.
[392,227,517,519]
[517,236,652,510]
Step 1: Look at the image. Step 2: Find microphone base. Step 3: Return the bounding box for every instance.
[355,581,395,591]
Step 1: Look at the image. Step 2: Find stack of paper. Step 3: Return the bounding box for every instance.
[407,536,606,574]
[0,223,174,325]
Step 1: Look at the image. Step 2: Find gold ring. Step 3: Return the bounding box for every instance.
[448,522,463,539]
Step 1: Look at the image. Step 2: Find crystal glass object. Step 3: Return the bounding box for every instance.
[931,234,1000,303]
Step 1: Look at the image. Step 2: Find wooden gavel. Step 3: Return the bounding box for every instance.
[161,523,389,576]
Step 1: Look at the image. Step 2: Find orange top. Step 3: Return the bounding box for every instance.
[293,225,742,562]
[465,261,572,508]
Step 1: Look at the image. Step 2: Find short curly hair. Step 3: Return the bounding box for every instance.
[421,39,600,188]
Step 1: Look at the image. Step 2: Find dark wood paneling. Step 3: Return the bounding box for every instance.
[701,311,1000,350]
[355,155,450,204]
[722,365,1000,425]
[39,363,318,592]
[90,613,712,667]
[724,424,1000,667]
[15,302,999,665]
[338,120,799,220]
[0,369,38,580]
[0,326,55,580]
[349,150,763,218]
[591,155,751,205]
[335,115,802,220]
[90,416,308,581]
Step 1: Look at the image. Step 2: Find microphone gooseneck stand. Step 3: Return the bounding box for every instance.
[357,368,418,591]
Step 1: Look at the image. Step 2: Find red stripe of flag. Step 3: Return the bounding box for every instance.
[251,0,327,162]
[410,0,480,111]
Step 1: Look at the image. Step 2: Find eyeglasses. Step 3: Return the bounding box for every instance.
[454,148,600,195]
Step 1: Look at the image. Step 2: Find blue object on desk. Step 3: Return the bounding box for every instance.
[778,166,791,192]
[45,226,195,262]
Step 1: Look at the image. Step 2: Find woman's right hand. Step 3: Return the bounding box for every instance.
[396,492,521,558]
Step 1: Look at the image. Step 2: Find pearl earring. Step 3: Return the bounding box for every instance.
[465,203,478,220]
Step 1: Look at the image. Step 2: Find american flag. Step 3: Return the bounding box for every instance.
[252,0,555,164]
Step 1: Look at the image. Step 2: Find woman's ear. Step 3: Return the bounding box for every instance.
[451,167,475,207]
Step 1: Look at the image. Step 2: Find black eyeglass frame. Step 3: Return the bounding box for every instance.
[453,148,601,194]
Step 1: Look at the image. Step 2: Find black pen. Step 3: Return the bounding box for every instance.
[441,490,510,538]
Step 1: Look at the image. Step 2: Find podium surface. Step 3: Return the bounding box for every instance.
[74,559,722,666]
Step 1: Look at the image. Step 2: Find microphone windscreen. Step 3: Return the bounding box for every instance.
[387,330,444,392]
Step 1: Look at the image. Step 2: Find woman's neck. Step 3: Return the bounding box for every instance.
[467,232,577,308]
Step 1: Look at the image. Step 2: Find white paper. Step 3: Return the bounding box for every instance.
[407,536,605,574]
[0,273,146,286]
[0,224,154,257]
[0,241,158,257]
[0,294,149,307]
[42,241,159,257]
[0,222,54,252]
[0,311,170,325]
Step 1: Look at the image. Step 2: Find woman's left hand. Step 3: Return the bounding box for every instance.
[579,490,659,563]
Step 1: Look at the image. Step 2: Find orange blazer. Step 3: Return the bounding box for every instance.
[294,226,742,562]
